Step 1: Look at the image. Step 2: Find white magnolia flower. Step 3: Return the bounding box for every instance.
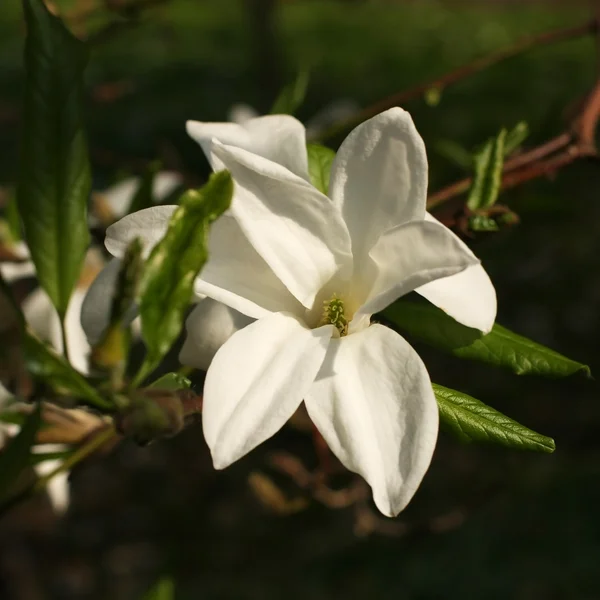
[101,108,496,516]
[1,244,103,375]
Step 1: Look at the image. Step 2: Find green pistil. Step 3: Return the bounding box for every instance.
[321,294,348,336]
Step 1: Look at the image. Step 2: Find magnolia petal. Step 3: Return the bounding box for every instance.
[356,220,479,317]
[415,213,497,333]
[211,142,353,308]
[179,299,254,371]
[187,114,309,180]
[34,447,69,514]
[105,205,176,258]
[195,214,304,319]
[203,312,334,469]
[305,324,438,517]
[329,107,428,262]
[23,288,90,374]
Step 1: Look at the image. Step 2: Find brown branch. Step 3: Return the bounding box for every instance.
[427,78,600,212]
[318,19,597,142]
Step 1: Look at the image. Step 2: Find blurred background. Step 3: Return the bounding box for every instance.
[1,0,600,598]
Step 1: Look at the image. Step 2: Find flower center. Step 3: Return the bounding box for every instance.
[320,294,348,336]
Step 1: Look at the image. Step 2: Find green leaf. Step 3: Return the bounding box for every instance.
[466,128,506,211]
[148,373,191,391]
[504,121,528,157]
[92,238,143,370]
[128,161,162,215]
[270,69,309,115]
[433,139,473,170]
[383,300,591,378]
[135,171,233,385]
[434,384,555,453]
[468,214,499,232]
[5,191,22,242]
[24,329,113,410]
[18,0,91,317]
[306,143,335,195]
[143,578,174,600]
[0,404,42,501]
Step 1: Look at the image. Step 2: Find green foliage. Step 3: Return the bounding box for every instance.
[92,239,143,371]
[434,384,555,453]
[270,68,309,115]
[143,578,175,600]
[17,0,91,317]
[24,330,113,410]
[149,373,192,391]
[504,121,529,156]
[466,128,506,212]
[383,300,591,378]
[135,172,233,385]
[0,404,41,501]
[4,192,22,242]
[128,161,162,215]
[306,143,335,195]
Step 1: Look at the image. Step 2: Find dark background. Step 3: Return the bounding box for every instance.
[0,1,599,598]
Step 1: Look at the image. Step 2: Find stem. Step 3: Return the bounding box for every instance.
[317,19,597,142]
[33,426,117,493]
[0,425,118,518]
[59,313,71,365]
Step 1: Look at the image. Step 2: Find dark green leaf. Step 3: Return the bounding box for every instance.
[504,121,528,156]
[383,300,591,378]
[0,404,41,500]
[128,161,162,215]
[18,0,91,317]
[0,270,25,330]
[4,191,22,242]
[135,172,233,385]
[270,69,309,115]
[307,143,335,195]
[433,139,473,170]
[468,215,499,232]
[466,129,506,211]
[24,329,113,410]
[143,578,174,600]
[148,373,191,391]
[92,238,143,371]
[434,384,555,453]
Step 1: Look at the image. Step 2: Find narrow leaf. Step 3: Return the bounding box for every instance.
[0,404,42,500]
[270,69,309,115]
[92,238,143,370]
[434,384,555,453]
[136,172,233,384]
[466,128,506,211]
[504,121,528,157]
[383,300,591,378]
[18,0,91,316]
[148,373,191,391]
[5,191,22,242]
[306,143,335,195]
[128,161,161,215]
[24,329,113,410]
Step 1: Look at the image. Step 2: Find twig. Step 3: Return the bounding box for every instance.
[427,78,600,211]
[318,19,598,142]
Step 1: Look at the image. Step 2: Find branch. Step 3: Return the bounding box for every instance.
[318,19,598,142]
[427,78,600,212]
